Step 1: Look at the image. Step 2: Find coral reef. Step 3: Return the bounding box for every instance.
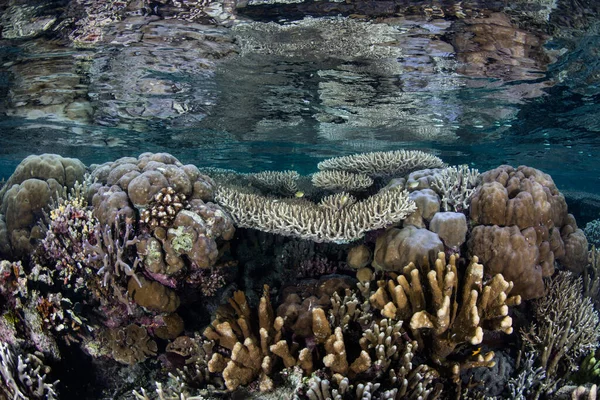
[311,170,374,192]
[522,271,600,392]
[0,342,59,400]
[0,151,597,399]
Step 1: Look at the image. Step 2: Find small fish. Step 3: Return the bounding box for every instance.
[471,347,482,356]
[408,181,419,189]
[295,191,305,198]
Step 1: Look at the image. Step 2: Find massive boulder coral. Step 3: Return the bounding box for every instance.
[136,199,235,276]
[0,179,63,258]
[0,154,86,200]
[89,152,216,222]
[0,154,86,258]
[372,225,444,271]
[468,165,588,299]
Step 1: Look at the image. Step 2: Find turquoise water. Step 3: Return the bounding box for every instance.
[0,2,599,194]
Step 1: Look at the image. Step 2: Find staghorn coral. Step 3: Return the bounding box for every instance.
[369,252,520,364]
[84,217,141,289]
[133,373,209,400]
[584,246,600,310]
[317,150,445,178]
[215,185,416,243]
[521,271,600,388]
[508,352,547,400]
[0,342,59,400]
[109,324,158,365]
[430,165,479,212]
[311,170,374,192]
[248,170,300,196]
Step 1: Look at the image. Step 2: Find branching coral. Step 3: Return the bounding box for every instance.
[203,285,288,391]
[430,165,479,212]
[0,342,59,400]
[521,271,600,387]
[311,170,374,192]
[215,186,416,243]
[39,190,99,288]
[317,150,445,178]
[369,252,520,363]
[248,170,300,196]
[84,217,141,289]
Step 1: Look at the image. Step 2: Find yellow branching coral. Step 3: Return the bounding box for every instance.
[369,252,521,362]
[203,285,310,391]
[215,186,416,243]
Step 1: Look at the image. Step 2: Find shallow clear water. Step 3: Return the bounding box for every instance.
[0,0,599,192]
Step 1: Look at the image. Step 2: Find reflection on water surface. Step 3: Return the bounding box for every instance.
[0,0,599,194]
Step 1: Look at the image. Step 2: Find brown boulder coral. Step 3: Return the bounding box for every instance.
[136,199,235,276]
[0,154,86,257]
[468,165,588,299]
[372,226,444,272]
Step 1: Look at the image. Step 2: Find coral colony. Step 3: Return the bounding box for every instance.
[1,150,600,400]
